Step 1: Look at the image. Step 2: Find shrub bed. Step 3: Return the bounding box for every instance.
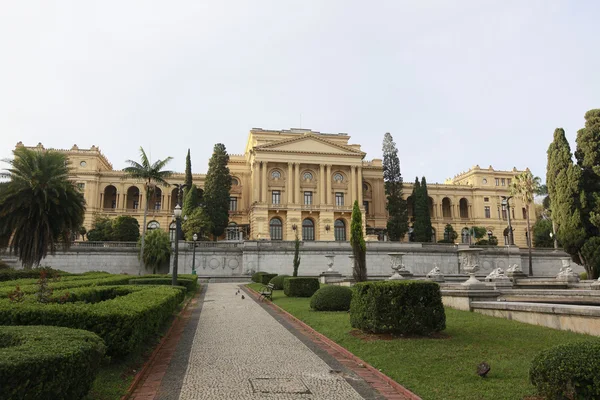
[530,340,600,399]
[0,267,69,282]
[251,271,271,283]
[129,277,197,293]
[350,281,446,335]
[0,325,106,400]
[0,285,185,356]
[259,273,278,285]
[269,274,290,290]
[310,286,353,311]
[283,277,320,297]
[0,275,132,298]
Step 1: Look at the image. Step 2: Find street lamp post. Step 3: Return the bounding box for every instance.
[192,233,198,275]
[501,196,514,246]
[172,183,187,287]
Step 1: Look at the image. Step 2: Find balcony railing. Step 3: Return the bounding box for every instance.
[70,241,138,248]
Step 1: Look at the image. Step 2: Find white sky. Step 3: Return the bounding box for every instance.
[1,1,598,183]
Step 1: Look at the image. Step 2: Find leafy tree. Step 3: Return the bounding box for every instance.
[184,149,192,197]
[350,200,367,282]
[203,143,232,240]
[0,147,85,268]
[510,170,541,276]
[182,207,212,241]
[86,215,113,241]
[139,229,171,274]
[413,176,433,242]
[123,147,173,274]
[78,226,87,241]
[471,226,487,243]
[182,184,201,219]
[293,228,301,277]
[382,132,408,241]
[111,215,140,242]
[533,219,554,248]
[488,236,499,246]
[439,224,458,243]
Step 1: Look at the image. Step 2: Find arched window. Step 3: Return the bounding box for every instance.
[334,219,346,241]
[442,198,452,218]
[103,185,117,209]
[169,222,177,242]
[232,178,239,186]
[461,227,470,244]
[303,171,313,180]
[147,221,160,230]
[333,173,344,183]
[271,170,281,179]
[269,218,282,240]
[459,198,469,218]
[302,218,315,241]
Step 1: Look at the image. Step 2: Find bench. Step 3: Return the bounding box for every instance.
[259,283,275,301]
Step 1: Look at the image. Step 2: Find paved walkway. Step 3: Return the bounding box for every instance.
[157,283,375,399]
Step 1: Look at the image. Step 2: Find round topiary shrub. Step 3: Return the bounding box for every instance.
[0,325,106,400]
[283,277,320,297]
[310,286,353,311]
[259,273,278,285]
[350,280,446,335]
[530,340,600,399]
[251,271,271,283]
[269,274,290,290]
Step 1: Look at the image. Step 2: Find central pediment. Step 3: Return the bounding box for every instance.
[254,134,364,156]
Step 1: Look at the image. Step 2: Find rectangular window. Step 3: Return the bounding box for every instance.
[335,192,344,206]
[272,190,280,204]
[485,206,491,218]
[501,178,506,186]
[154,202,161,210]
[229,197,237,211]
[507,178,512,186]
[77,183,85,191]
[484,197,489,202]
[502,205,507,220]
[495,178,500,186]
[497,206,501,219]
[304,191,313,205]
[363,201,369,215]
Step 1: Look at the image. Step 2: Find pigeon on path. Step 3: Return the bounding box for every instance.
[241,295,245,300]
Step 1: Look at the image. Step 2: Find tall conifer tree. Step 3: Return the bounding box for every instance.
[382,132,408,240]
[416,177,433,242]
[184,149,192,197]
[204,144,232,240]
[350,200,367,282]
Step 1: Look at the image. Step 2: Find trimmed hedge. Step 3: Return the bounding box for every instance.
[530,341,600,399]
[0,325,106,400]
[0,285,185,356]
[129,277,197,293]
[251,271,271,283]
[310,286,353,311]
[283,277,320,297]
[350,281,446,335]
[259,273,278,285]
[269,274,290,290]
[0,267,69,282]
[0,275,132,298]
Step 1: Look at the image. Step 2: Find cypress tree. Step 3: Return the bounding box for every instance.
[410,177,420,241]
[382,132,408,241]
[184,149,192,196]
[182,184,200,218]
[350,200,367,282]
[419,177,433,242]
[203,144,232,240]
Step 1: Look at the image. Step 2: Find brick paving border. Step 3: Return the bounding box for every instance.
[244,285,422,400]
[123,286,205,400]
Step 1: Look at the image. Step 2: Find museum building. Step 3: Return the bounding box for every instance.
[16,128,531,247]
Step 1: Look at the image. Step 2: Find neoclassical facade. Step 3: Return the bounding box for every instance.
[16,128,531,247]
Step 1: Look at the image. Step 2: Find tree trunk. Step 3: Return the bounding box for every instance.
[551,219,558,249]
[526,204,533,276]
[139,184,149,276]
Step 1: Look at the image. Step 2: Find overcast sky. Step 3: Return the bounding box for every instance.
[1,1,598,183]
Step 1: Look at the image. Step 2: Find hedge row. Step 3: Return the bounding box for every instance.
[251,271,271,283]
[283,277,320,297]
[0,285,185,356]
[259,273,277,285]
[0,325,106,400]
[129,278,197,293]
[0,275,132,298]
[0,267,70,282]
[0,272,115,289]
[269,274,290,290]
[350,281,446,335]
[530,340,600,399]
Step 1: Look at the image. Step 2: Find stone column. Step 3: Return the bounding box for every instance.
[350,166,356,205]
[288,163,293,205]
[252,161,260,203]
[261,161,268,203]
[319,164,325,205]
[326,164,332,205]
[295,163,301,205]
[358,166,363,206]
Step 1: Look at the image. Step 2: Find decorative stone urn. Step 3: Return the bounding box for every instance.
[457,248,486,289]
[388,253,413,280]
[426,264,445,282]
[556,258,579,283]
[319,255,342,284]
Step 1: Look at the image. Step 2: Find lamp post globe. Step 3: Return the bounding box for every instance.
[174,204,182,218]
[193,233,198,241]
[191,233,198,275]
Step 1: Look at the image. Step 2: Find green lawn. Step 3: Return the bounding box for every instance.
[248,283,596,400]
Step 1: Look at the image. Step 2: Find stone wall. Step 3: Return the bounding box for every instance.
[2,241,583,278]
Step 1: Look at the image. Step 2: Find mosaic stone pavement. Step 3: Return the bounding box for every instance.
[177,283,365,399]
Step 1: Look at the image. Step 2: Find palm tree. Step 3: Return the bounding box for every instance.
[511,170,541,276]
[124,147,173,275]
[0,147,85,269]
